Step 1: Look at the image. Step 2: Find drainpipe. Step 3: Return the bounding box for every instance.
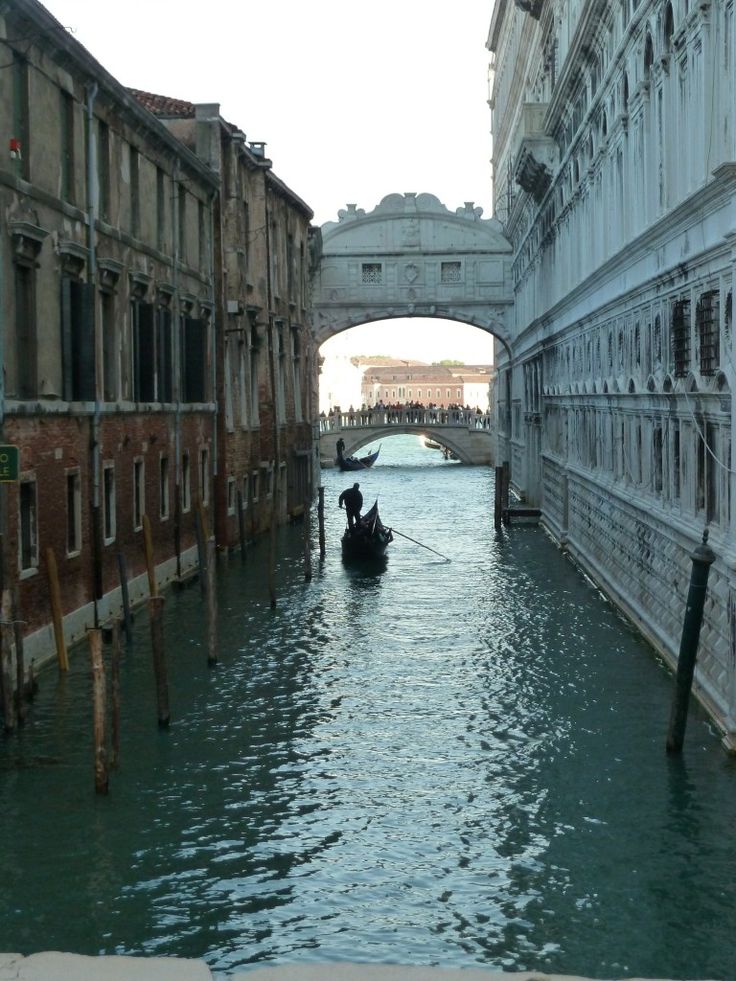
[86,82,102,624]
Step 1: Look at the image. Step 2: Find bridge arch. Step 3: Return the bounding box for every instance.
[311,192,514,355]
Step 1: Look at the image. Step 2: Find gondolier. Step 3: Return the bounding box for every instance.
[338,482,363,530]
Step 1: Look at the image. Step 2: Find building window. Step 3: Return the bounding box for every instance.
[97,120,110,222]
[103,463,116,543]
[181,317,207,402]
[156,167,166,252]
[671,299,691,378]
[199,447,209,505]
[456,388,462,399]
[130,146,140,237]
[60,89,75,203]
[156,307,173,402]
[178,183,187,260]
[227,476,236,516]
[101,290,118,402]
[12,55,30,181]
[160,456,170,520]
[696,290,720,376]
[19,478,38,573]
[133,458,145,531]
[61,277,95,401]
[361,263,382,284]
[181,451,191,513]
[132,299,155,402]
[66,469,81,555]
[441,261,462,283]
[15,263,37,399]
[251,470,260,503]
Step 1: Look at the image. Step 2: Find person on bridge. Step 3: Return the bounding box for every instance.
[338,482,363,531]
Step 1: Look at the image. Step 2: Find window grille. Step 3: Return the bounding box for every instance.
[361,263,382,284]
[441,261,461,284]
[671,299,691,378]
[696,290,720,376]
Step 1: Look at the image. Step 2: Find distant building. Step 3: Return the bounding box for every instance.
[362,364,495,409]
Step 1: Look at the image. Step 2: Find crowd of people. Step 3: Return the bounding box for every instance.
[321,401,490,427]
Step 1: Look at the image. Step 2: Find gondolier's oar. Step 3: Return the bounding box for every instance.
[391,528,451,562]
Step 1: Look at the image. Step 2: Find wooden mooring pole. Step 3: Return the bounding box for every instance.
[88,628,109,794]
[194,504,207,598]
[206,538,218,667]
[317,486,326,560]
[12,588,25,725]
[494,466,504,530]
[303,496,313,582]
[501,461,510,526]
[1,589,16,732]
[116,551,134,643]
[46,547,69,672]
[666,530,716,754]
[237,489,247,563]
[142,514,158,598]
[110,620,121,768]
[149,596,170,727]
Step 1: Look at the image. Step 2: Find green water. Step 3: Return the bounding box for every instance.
[0,436,734,978]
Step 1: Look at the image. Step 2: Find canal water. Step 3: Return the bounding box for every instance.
[1,435,735,979]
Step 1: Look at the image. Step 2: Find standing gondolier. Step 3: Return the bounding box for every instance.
[338,482,363,530]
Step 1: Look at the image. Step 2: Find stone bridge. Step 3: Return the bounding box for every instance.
[319,408,494,467]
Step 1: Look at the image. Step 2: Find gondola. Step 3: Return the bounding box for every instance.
[336,445,380,471]
[341,500,393,561]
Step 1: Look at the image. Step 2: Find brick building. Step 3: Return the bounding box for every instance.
[0,0,317,671]
[361,363,495,409]
[130,93,316,548]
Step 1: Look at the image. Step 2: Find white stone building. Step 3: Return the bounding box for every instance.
[488,0,736,740]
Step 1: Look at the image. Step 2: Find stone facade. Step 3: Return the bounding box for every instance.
[361,363,495,410]
[488,0,736,739]
[130,95,316,545]
[0,0,316,673]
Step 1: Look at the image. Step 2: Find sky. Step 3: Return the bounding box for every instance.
[43,0,496,364]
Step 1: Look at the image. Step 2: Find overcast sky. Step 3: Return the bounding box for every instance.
[43,0,496,363]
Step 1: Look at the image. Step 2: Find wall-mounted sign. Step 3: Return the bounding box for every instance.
[0,446,19,482]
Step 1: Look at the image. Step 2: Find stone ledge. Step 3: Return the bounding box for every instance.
[0,952,213,980]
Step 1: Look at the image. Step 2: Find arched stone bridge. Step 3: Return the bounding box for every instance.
[319,408,494,467]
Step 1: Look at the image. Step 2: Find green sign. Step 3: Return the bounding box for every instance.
[0,445,19,482]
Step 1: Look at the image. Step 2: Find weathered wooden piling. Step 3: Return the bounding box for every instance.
[666,530,716,754]
[110,620,121,768]
[194,505,207,597]
[46,547,69,672]
[501,461,510,525]
[206,538,218,667]
[237,489,247,562]
[149,596,170,727]
[494,465,504,530]
[1,589,16,732]
[12,588,25,725]
[142,514,158,598]
[303,496,313,582]
[318,486,326,560]
[116,551,134,642]
[88,629,109,794]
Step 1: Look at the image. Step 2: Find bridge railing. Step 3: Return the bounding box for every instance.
[319,408,493,432]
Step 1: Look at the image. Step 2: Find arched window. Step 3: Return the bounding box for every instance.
[663,3,675,51]
[644,33,654,79]
[622,72,629,111]
[601,111,608,138]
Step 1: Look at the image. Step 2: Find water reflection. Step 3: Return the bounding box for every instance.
[0,437,734,978]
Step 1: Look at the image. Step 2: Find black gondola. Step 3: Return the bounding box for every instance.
[336,445,381,471]
[341,501,393,561]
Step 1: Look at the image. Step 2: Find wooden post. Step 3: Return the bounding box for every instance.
[303,496,313,582]
[12,588,25,725]
[142,514,157,598]
[194,505,207,597]
[149,596,170,727]
[46,547,69,672]
[494,465,503,530]
[206,538,218,667]
[317,486,326,560]
[236,489,247,563]
[1,590,16,732]
[88,629,108,794]
[666,531,716,753]
[110,620,121,768]
[502,461,511,525]
[117,551,134,643]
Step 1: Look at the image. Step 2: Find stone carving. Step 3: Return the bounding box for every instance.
[404,263,419,284]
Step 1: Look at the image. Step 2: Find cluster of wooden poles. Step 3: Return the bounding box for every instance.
[493,462,511,529]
